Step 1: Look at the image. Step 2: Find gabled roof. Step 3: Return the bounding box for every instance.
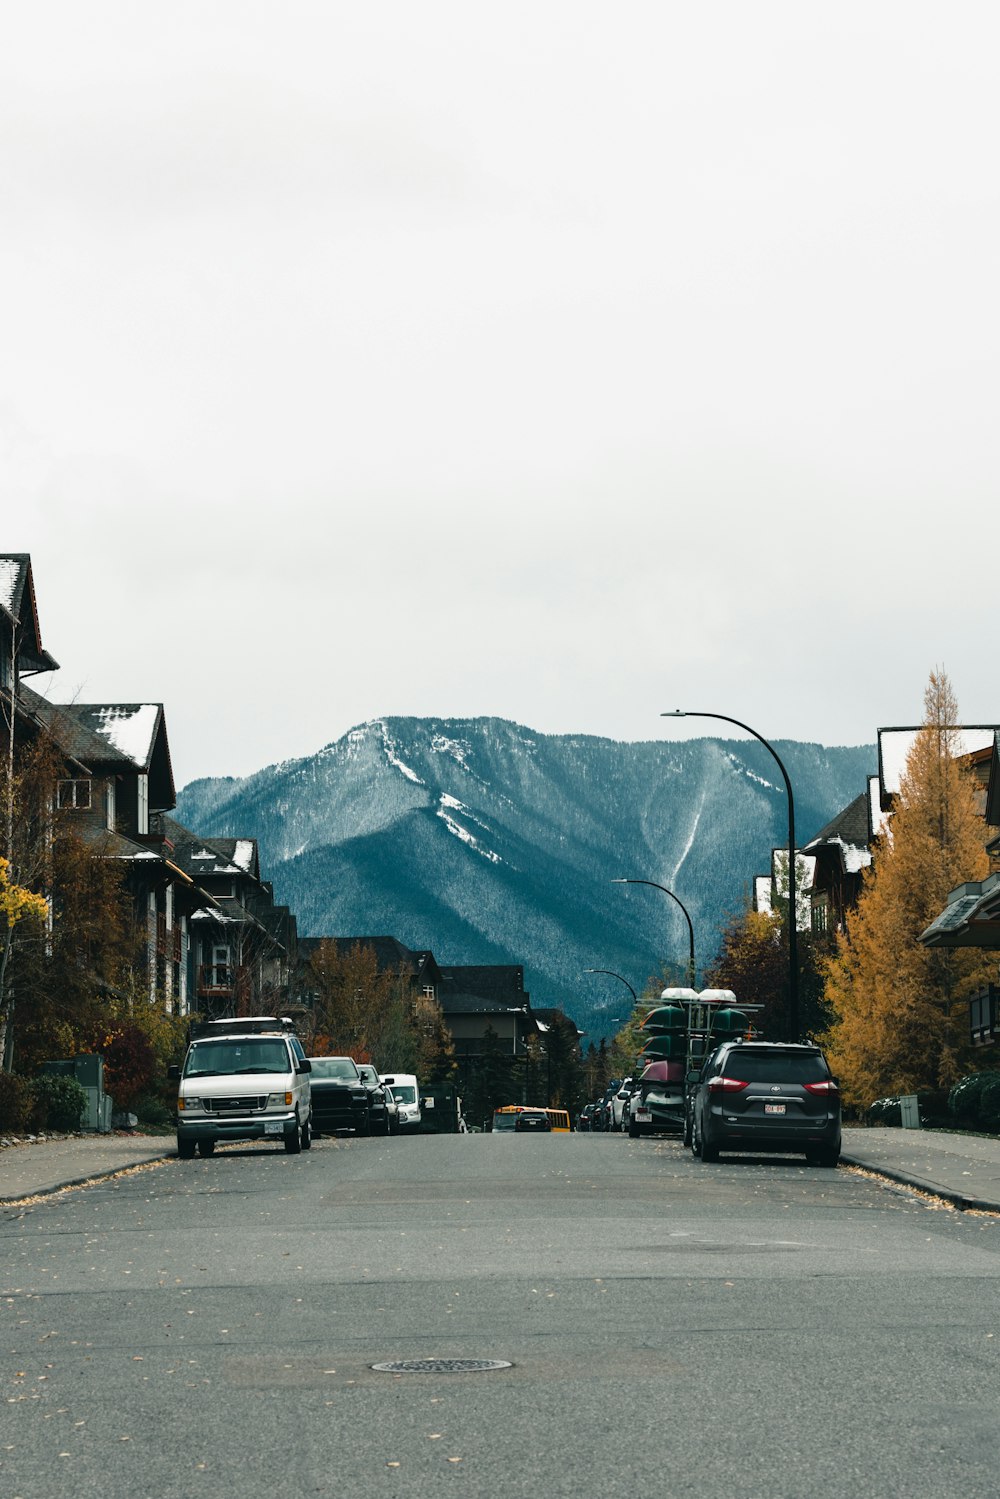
[157,815,259,879]
[21,692,176,809]
[803,790,873,875]
[0,554,58,675]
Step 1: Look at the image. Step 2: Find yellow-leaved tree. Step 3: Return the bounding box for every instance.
[821,670,994,1109]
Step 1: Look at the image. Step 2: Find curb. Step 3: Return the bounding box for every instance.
[840,1152,1000,1214]
[0,1151,172,1205]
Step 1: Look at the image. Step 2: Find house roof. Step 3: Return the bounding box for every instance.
[20,690,176,809]
[0,554,58,675]
[157,815,259,879]
[438,965,527,1005]
[919,874,1000,949]
[803,790,873,875]
[878,725,1000,808]
[298,935,438,979]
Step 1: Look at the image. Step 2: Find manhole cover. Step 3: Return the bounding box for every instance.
[371,1358,512,1374]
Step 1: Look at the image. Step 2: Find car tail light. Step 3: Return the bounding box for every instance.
[804,1080,839,1094]
[707,1076,748,1093]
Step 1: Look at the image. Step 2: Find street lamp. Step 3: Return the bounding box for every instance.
[664,709,799,1041]
[611,878,696,989]
[583,968,638,1005]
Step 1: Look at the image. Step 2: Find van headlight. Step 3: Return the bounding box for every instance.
[177,1097,201,1111]
[266,1092,294,1108]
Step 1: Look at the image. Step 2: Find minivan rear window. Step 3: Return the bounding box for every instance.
[721,1050,830,1084]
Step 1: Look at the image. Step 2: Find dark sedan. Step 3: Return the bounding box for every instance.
[307,1057,371,1136]
[514,1108,552,1133]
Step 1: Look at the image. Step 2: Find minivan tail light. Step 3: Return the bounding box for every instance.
[708,1076,748,1092]
[804,1080,839,1094]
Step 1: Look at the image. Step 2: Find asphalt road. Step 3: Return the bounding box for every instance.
[4,1132,1000,1499]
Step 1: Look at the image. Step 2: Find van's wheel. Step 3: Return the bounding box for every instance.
[177,1136,196,1159]
[285,1121,302,1154]
[198,1139,215,1157]
[300,1117,312,1150]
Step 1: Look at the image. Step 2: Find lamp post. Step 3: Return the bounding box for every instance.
[611,878,696,990]
[664,709,799,1042]
[583,968,638,1005]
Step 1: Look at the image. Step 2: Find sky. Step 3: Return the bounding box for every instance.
[4,2,999,788]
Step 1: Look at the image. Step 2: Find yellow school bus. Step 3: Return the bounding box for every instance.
[491,1105,571,1133]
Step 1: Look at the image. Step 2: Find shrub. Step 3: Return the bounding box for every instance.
[132,1091,171,1127]
[98,1025,157,1110]
[948,1071,1000,1132]
[866,1096,902,1127]
[31,1074,87,1132]
[0,1072,34,1132]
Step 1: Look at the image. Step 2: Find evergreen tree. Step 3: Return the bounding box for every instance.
[461,1023,515,1127]
[821,670,994,1108]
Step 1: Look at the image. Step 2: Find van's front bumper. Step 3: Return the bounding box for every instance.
[176,1111,299,1146]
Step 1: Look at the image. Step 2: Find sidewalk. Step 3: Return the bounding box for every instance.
[0,1132,171,1203]
[841,1125,1000,1212]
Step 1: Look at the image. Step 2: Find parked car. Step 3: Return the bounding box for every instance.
[307,1056,371,1136]
[514,1108,552,1133]
[610,1077,635,1131]
[628,1061,685,1137]
[690,1040,841,1165]
[595,1080,622,1132]
[577,1103,596,1132]
[355,1063,399,1135]
[382,1073,422,1133]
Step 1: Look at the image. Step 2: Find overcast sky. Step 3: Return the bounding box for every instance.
[4,3,998,787]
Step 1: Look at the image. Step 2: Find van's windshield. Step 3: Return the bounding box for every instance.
[184,1039,291,1077]
[391,1086,417,1105]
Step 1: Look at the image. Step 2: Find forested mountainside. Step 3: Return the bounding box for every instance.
[177,717,875,1037]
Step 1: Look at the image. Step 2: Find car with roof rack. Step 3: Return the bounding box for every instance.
[171,1016,312,1158]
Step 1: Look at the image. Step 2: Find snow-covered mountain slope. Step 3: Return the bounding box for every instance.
[176,717,875,1035]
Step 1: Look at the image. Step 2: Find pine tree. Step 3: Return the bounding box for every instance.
[821,670,994,1108]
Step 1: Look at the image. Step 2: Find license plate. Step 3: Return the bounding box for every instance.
[635,1109,652,1122]
[764,1103,786,1115]
[264,1119,284,1135]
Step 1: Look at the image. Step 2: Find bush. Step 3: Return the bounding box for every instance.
[0,1072,34,1132]
[867,1096,902,1127]
[30,1074,87,1132]
[132,1090,171,1127]
[949,1071,1000,1132]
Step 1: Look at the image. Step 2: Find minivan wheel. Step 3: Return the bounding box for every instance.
[700,1127,720,1163]
[683,1115,693,1147]
[807,1147,839,1167]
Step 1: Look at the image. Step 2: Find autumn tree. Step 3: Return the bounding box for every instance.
[702,905,831,1042]
[820,670,994,1109]
[307,940,424,1071]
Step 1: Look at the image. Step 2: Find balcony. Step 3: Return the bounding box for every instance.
[196,964,251,1004]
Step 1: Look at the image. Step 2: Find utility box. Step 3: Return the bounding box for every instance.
[900,1094,921,1130]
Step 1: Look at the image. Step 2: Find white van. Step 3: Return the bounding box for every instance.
[171,1017,312,1158]
[382,1073,422,1133]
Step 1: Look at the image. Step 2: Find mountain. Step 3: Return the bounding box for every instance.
[176,717,875,1038]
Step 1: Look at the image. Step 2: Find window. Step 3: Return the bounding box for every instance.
[57,779,91,810]
[136,774,149,835]
[105,781,116,830]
